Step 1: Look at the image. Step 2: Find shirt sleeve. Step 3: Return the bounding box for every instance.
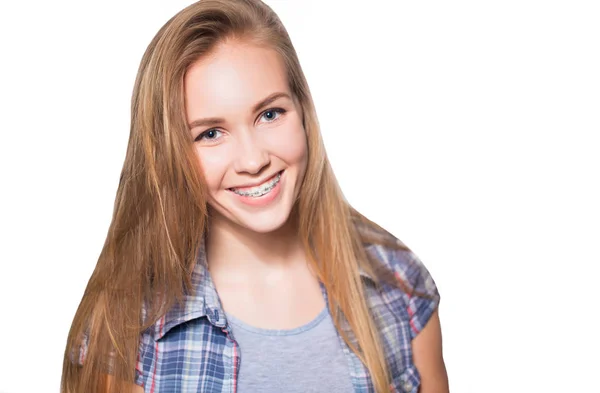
[134,328,153,387]
[72,327,148,387]
[71,330,89,367]
[391,248,441,340]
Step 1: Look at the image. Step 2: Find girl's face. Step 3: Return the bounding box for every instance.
[184,42,308,234]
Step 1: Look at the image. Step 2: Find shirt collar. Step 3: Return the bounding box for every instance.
[153,237,227,341]
[152,235,377,341]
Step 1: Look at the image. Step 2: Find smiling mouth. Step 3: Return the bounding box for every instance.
[228,170,283,197]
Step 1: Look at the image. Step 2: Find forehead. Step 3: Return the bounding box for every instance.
[184,42,290,118]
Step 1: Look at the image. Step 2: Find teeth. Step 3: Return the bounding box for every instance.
[231,173,281,197]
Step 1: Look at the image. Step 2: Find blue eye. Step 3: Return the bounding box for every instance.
[195,129,222,142]
[261,108,285,122]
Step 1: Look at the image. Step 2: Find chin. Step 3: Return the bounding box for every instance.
[235,208,293,234]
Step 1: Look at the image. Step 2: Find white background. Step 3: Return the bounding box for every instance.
[0,1,598,392]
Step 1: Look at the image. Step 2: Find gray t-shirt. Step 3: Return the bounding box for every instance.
[225,306,354,393]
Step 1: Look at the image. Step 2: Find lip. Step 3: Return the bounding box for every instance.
[228,169,284,207]
[228,170,283,190]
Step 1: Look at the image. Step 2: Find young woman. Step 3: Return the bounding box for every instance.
[61,0,448,392]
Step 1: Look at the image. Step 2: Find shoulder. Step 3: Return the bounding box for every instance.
[366,241,439,301]
[355,219,441,338]
[354,220,445,390]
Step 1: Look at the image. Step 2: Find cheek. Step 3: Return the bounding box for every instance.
[196,148,228,192]
[271,121,308,167]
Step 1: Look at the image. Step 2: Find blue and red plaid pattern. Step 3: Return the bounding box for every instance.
[128,235,440,393]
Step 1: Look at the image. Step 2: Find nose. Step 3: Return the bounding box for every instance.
[233,131,270,175]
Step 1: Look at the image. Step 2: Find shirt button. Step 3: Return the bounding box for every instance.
[403,381,413,392]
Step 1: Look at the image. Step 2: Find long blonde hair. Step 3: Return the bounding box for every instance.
[61,1,407,392]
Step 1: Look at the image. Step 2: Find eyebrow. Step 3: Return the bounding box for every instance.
[188,92,292,130]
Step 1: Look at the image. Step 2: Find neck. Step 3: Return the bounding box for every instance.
[205,210,306,282]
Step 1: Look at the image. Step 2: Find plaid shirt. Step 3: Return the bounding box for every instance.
[125,235,440,393]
